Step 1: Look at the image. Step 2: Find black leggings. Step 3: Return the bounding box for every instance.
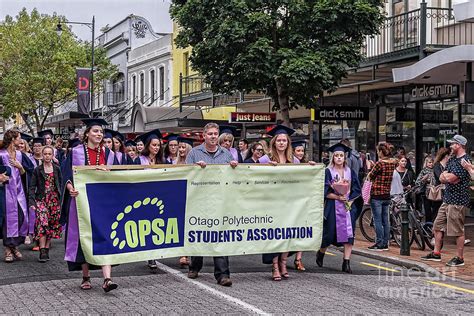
[422,195,442,223]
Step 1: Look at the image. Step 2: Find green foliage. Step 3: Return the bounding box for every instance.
[170,0,384,125]
[0,8,116,133]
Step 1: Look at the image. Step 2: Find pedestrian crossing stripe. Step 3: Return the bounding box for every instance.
[360,262,400,272]
[427,281,474,295]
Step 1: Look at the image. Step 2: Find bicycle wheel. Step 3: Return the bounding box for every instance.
[422,222,435,250]
[358,206,376,243]
[391,211,415,248]
[409,213,425,251]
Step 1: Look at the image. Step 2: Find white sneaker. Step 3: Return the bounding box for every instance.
[464,239,471,245]
[24,235,31,245]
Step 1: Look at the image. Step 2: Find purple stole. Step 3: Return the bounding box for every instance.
[116,152,123,165]
[329,166,353,243]
[64,145,115,262]
[229,148,239,161]
[0,149,29,238]
[258,154,300,164]
[139,155,150,165]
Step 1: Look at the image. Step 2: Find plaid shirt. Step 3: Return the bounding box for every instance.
[369,159,397,198]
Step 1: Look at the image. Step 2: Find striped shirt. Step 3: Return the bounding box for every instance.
[186,144,233,164]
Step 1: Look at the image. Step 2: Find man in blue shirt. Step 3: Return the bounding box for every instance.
[422,135,470,267]
[186,123,238,286]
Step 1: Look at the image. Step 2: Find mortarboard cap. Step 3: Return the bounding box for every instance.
[219,125,237,136]
[67,138,81,149]
[81,118,108,128]
[177,136,195,147]
[136,129,163,144]
[20,133,33,142]
[291,141,306,149]
[163,133,180,142]
[267,124,295,137]
[103,129,125,142]
[103,129,114,139]
[125,140,137,147]
[37,129,54,138]
[32,137,45,145]
[327,143,351,153]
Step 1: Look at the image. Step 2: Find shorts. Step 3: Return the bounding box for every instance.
[433,203,467,237]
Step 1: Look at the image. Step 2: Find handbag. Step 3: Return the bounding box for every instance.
[427,173,443,201]
[361,176,372,205]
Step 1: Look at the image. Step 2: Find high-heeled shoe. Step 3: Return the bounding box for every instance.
[294,259,306,271]
[279,257,289,279]
[316,250,325,267]
[272,262,281,281]
[342,259,352,274]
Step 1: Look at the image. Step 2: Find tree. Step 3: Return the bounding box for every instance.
[0,8,116,134]
[171,0,384,126]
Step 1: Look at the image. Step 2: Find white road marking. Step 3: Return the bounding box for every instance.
[155,262,271,315]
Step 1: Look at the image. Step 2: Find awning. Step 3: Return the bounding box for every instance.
[43,111,89,128]
[128,104,237,133]
[392,45,474,84]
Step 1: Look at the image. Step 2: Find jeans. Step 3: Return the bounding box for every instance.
[370,199,391,247]
[189,256,230,281]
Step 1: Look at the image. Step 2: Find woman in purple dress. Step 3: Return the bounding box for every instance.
[0,129,34,262]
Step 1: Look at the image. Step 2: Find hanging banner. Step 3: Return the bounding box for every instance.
[76,68,91,115]
[73,165,325,265]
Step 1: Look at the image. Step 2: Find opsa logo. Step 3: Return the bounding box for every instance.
[86,180,187,255]
[110,197,179,250]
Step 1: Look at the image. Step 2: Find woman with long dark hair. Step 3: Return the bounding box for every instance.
[0,129,34,262]
[244,142,264,163]
[61,118,119,292]
[164,134,179,164]
[134,129,165,271]
[28,145,63,262]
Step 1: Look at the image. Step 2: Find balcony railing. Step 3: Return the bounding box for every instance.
[180,74,212,99]
[105,91,126,107]
[362,6,474,65]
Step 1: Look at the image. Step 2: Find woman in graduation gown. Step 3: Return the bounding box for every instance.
[260,125,300,281]
[60,118,119,292]
[133,129,165,271]
[164,134,179,164]
[0,129,34,262]
[316,143,361,274]
[110,129,132,165]
[218,125,243,163]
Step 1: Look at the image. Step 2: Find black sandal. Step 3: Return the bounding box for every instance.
[102,278,118,293]
[80,276,91,290]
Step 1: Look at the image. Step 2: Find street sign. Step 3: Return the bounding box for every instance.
[229,112,277,124]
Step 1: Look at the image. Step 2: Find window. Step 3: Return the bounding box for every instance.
[140,73,144,104]
[132,75,136,103]
[150,69,155,103]
[159,66,165,101]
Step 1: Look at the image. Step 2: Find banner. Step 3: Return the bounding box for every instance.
[74,164,325,265]
[76,68,91,115]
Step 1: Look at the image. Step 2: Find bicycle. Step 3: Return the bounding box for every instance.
[359,187,434,250]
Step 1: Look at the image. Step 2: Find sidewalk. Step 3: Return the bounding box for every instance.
[353,217,474,283]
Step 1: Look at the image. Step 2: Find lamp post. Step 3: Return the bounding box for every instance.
[56,16,95,116]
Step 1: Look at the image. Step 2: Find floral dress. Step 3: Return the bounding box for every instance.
[34,172,62,240]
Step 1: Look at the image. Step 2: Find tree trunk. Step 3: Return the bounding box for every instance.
[275,80,291,127]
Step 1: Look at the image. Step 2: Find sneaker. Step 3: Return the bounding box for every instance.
[187,271,199,279]
[24,235,31,245]
[421,252,441,262]
[380,245,389,251]
[446,256,465,267]
[217,277,232,287]
[147,260,157,269]
[464,239,471,245]
[368,244,384,251]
